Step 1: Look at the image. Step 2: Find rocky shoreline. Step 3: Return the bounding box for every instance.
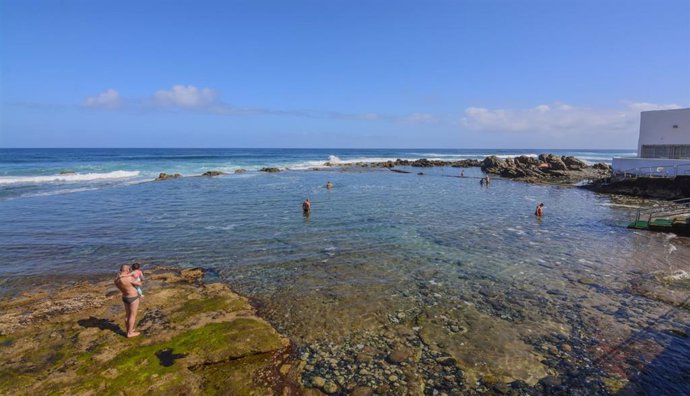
[151,153,612,186]
[581,175,690,200]
[0,267,295,395]
[2,260,687,395]
[320,154,612,185]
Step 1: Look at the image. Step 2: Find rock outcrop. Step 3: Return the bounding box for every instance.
[260,167,282,173]
[582,175,690,200]
[0,267,293,395]
[201,171,226,177]
[234,169,247,174]
[481,155,611,183]
[156,172,182,180]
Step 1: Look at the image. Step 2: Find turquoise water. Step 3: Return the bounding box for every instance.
[0,148,687,393]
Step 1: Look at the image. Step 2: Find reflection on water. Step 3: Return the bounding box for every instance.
[0,168,688,393]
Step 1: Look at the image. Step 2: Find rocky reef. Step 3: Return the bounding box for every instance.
[320,154,611,185]
[260,167,282,173]
[480,154,611,183]
[201,171,227,177]
[582,175,690,200]
[156,172,182,181]
[326,158,481,169]
[0,267,293,395]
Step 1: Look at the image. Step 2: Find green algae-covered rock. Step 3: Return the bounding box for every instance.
[0,268,291,396]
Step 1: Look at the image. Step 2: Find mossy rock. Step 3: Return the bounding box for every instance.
[70,319,284,394]
[0,270,291,396]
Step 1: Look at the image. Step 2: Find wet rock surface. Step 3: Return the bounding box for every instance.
[582,175,690,200]
[260,167,283,173]
[156,172,182,180]
[201,170,227,177]
[0,267,293,395]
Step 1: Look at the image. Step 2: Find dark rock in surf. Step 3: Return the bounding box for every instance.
[201,171,226,177]
[156,173,182,180]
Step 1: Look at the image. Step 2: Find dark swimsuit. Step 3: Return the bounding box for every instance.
[122,295,140,304]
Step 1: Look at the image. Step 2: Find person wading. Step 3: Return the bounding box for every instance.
[535,202,544,217]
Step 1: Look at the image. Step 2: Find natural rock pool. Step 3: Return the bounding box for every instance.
[1,167,688,394]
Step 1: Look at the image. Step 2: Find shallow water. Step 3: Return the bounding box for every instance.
[0,151,688,393]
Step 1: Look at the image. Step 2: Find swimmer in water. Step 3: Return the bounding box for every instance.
[535,202,544,217]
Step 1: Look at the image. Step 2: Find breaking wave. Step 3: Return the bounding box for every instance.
[0,170,141,185]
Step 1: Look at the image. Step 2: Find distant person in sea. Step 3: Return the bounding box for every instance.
[130,262,144,297]
[535,203,544,217]
[302,198,311,213]
[460,170,464,177]
[485,175,491,184]
[480,177,485,186]
[114,264,142,338]
[326,181,333,189]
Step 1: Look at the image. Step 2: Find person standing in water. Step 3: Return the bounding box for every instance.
[460,170,464,177]
[326,181,333,189]
[535,202,544,217]
[302,198,311,213]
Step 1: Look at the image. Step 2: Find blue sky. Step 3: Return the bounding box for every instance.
[1,0,688,148]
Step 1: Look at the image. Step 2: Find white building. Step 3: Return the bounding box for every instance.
[612,108,690,177]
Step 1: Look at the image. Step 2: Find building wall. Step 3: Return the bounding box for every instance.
[638,108,690,155]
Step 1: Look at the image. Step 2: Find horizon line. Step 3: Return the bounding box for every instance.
[0,147,638,151]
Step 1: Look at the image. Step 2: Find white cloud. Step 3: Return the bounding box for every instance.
[461,101,683,135]
[152,85,217,108]
[83,89,120,109]
[624,101,682,112]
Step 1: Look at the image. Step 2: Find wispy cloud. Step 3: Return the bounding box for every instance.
[405,112,436,124]
[152,85,217,108]
[82,84,435,125]
[461,101,682,135]
[83,89,121,109]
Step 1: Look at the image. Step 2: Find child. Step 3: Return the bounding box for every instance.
[130,262,145,297]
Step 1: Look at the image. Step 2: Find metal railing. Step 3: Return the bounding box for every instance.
[614,163,690,181]
[634,197,690,223]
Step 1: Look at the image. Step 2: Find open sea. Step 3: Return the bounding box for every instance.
[0,148,688,394]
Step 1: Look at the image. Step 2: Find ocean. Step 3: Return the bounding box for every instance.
[0,148,687,393]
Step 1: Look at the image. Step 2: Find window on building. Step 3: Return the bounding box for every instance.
[641,144,690,159]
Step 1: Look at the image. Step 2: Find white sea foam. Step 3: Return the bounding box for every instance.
[0,170,141,185]
[204,224,237,231]
[408,152,540,160]
[597,203,641,209]
[288,156,419,170]
[18,187,100,198]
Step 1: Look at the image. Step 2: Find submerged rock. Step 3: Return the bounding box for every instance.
[234,169,247,174]
[260,167,282,173]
